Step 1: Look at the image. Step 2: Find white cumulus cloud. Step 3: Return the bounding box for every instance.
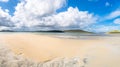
[114,18,120,24]
[12,0,66,28]
[44,7,96,28]
[106,9,120,20]
[0,7,14,27]
[0,0,97,31]
[88,25,120,32]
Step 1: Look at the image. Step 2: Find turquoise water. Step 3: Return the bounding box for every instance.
[33,32,109,39]
[0,32,119,39]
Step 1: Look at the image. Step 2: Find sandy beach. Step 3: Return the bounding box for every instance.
[0,33,120,67]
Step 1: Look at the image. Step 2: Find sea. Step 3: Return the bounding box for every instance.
[0,32,119,40]
[34,32,111,39]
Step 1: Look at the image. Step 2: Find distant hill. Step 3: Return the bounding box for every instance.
[0,29,93,33]
[36,30,64,33]
[64,30,93,33]
[107,30,120,34]
[0,30,64,33]
[0,30,14,32]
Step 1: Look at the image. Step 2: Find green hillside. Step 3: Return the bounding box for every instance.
[107,30,120,34]
[64,30,93,33]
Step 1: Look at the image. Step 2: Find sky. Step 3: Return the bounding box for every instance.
[0,0,120,32]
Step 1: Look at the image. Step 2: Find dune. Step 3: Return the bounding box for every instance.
[0,33,120,67]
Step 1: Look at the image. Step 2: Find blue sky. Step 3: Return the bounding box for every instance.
[0,0,120,32]
[1,0,119,17]
[0,0,19,15]
[59,0,120,15]
[74,0,119,14]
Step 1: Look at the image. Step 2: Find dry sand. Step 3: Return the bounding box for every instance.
[0,33,120,67]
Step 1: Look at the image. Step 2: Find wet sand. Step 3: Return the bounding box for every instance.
[0,33,120,67]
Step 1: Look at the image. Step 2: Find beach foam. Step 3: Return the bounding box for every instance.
[0,44,36,67]
[0,44,87,67]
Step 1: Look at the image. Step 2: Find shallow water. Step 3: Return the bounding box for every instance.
[35,32,120,40]
[1,32,120,40]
